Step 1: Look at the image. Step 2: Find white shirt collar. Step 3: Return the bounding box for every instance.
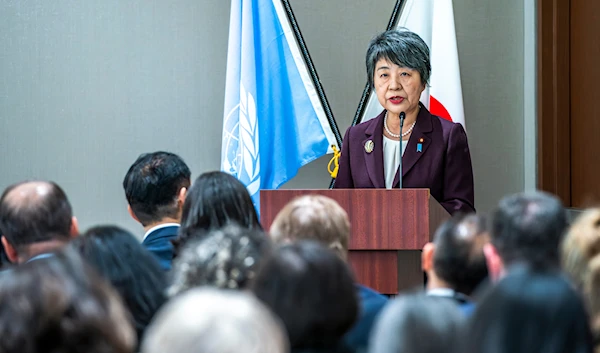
[26,253,55,263]
[426,288,456,298]
[143,223,180,241]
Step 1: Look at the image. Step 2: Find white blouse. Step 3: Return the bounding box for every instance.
[383,136,408,189]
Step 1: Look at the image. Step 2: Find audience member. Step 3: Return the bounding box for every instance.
[142,288,289,353]
[3,166,586,353]
[252,241,358,353]
[70,225,168,344]
[168,224,269,296]
[422,214,488,313]
[485,191,567,281]
[369,294,466,353]
[0,181,78,264]
[463,267,593,353]
[562,208,600,344]
[175,171,261,249]
[270,195,387,351]
[0,242,9,268]
[123,151,191,270]
[0,249,135,353]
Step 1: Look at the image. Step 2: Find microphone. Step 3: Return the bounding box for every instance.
[398,112,406,189]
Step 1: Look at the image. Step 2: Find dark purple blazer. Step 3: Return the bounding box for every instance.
[334,105,475,215]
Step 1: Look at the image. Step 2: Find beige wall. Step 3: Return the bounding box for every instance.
[0,0,532,235]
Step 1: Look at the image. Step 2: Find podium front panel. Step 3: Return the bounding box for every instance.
[260,189,448,294]
[261,189,435,250]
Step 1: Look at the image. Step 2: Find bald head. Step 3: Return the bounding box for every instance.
[0,181,74,254]
[430,214,489,295]
[3,181,56,208]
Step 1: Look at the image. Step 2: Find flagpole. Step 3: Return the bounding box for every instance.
[351,0,405,127]
[280,0,342,148]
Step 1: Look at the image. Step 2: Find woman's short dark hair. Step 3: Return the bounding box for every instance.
[464,267,594,353]
[365,29,431,88]
[369,294,466,353]
[177,171,261,248]
[251,241,358,351]
[168,224,270,296]
[70,226,167,343]
[0,249,135,353]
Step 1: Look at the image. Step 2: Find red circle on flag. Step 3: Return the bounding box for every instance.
[430,96,453,122]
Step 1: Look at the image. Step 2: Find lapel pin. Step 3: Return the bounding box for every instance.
[417,138,424,153]
[364,140,374,154]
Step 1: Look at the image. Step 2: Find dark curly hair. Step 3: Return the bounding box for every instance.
[168,224,270,296]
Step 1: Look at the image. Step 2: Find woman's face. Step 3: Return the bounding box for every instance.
[373,58,425,117]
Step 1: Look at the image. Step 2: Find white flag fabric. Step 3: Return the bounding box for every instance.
[361,0,466,128]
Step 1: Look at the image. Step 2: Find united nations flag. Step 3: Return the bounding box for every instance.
[221,0,339,212]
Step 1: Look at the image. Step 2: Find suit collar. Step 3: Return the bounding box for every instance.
[143,223,180,241]
[363,110,386,188]
[392,104,435,186]
[413,103,433,133]
[427,288,473,304]
[26,253,55,263]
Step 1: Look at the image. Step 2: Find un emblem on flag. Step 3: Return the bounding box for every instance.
[222,84,261,197]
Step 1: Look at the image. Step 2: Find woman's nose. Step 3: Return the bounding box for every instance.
[389,76,402,90]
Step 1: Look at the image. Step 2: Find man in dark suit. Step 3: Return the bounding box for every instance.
[484,191,567,282]
[422,214,489,315]
[123,152,191,271]
[0,181,79,264]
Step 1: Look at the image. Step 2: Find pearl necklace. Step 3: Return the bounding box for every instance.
[384,112,416,138]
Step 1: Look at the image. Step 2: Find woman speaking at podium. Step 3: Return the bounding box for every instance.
[334,29,475,215]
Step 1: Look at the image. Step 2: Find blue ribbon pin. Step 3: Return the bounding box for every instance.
[417,143,423,153]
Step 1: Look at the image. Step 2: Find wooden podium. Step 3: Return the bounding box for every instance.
[260,189,450,294]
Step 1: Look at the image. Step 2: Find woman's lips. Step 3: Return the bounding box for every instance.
[389,96,404,104]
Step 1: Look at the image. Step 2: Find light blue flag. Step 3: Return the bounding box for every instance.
[221,0,338,210]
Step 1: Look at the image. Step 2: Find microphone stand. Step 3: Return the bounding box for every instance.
[398,112,406,189]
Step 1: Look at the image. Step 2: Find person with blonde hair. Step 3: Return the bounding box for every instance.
[562,208,600,345]
[270,195,350,259]
[270,195,387,352]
